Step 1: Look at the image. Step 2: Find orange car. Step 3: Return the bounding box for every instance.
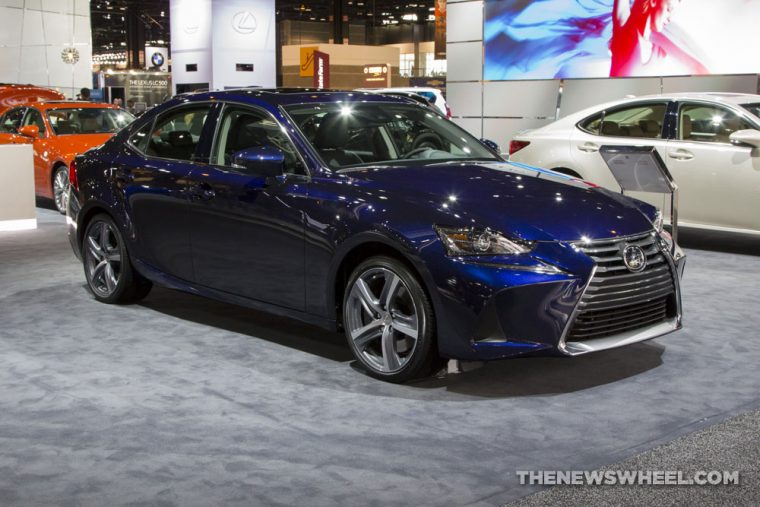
[0,84,65,115]
[0,101,134,213]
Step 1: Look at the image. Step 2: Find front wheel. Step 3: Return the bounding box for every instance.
[82,214,152,304]
[343,256,437,382]
[52,166,69,214]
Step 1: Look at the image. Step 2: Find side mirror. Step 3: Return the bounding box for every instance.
[232,145,285,178]
[729,129,760,149]
[480,138,500,154]
[18,125,40,138]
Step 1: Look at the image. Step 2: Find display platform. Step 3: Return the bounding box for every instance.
[0,144,36,231]
[0,209,758,506]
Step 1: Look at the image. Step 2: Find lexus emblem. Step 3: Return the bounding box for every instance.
[622,244,647,272]
[232,11,257,34]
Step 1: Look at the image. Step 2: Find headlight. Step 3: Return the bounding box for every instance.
[435,226,534,256]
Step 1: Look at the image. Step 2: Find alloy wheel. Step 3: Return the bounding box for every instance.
[344,267,421,373]
[84,220,122,298]
[53,167,69,213]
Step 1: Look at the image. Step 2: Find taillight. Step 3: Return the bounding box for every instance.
[508,140,530,156]
[69,159,78,190]
[445,104,452,118]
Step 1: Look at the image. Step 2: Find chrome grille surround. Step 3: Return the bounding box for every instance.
[558,231,682,355]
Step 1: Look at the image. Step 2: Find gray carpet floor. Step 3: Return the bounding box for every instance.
[508,407,760,506]
[0,208,759,506]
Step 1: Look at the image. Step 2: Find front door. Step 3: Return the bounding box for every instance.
[187,103,308,310]
[665,101,760,233]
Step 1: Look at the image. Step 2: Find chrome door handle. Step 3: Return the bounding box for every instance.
[668,150,694,161]
[578,143,600,153]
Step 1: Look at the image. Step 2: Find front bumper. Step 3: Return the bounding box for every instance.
[430,234,684,361]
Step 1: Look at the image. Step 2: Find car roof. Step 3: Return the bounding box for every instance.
[627,92,760,105]
[24,101,121,110]
[178,88,422,107]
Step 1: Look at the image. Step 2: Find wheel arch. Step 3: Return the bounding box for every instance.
[551,166,583,178]
[328,232,440,330]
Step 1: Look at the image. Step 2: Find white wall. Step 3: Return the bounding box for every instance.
[446,0,760,150]
[0,0,92,99]
[170,0,276,92]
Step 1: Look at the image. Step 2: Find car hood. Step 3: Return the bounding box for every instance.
[345,161,656,242]
[54,133,113,157]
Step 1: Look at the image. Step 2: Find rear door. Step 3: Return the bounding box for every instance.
[115,102,216,281]
[569,100,673,208]
[666,101,760,233]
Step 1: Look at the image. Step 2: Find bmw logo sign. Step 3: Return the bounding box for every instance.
[622,244,647,273]
[151,52,165,67]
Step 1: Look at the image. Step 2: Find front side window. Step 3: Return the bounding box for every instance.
[21,108,46,136]
[0,107,26,133]
[741,103,760,121]
[212,106,304,175]
[285,102,499,170]
[679,103,754,144]
[581,103,667,139]
[145,105,211,161]
[47,108,134,135]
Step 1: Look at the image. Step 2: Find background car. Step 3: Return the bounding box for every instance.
[509,93,760,236]
[0,101,134,212]
[358,86,451,117]
[66,89,683,383]
[0,84,65,114]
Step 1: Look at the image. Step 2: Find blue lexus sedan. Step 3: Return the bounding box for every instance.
[66,89,685,382]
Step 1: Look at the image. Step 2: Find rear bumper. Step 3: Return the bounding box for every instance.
[66,187,82,260]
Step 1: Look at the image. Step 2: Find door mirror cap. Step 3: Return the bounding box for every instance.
[480,138,500,154]
[18,125,40,138]
[729,129,760,149]
[232,146,285,177]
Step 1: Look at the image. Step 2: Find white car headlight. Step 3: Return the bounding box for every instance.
[435,226,534,256]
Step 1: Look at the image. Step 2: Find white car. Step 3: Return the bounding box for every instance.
[509,93,760,235]
[358,87,451,118]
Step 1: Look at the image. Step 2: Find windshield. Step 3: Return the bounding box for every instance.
[741,103,760,121]
[47,108,134,135]
[284,102,499,170]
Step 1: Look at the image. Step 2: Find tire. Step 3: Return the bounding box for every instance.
[342,256,437,382]
[52,165,69,214]
[82,213,152,304]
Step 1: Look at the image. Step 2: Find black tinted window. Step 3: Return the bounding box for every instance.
[128,121,152,153]
[212,106,303,175]
[145,105,211,161]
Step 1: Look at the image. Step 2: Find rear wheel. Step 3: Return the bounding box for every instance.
[52,165,69,214]
[83,214,152,304]
[343,256,437,382]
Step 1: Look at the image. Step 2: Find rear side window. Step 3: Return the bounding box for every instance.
[580,103,667,138]
[128,122,152,153]
[144,105,212,161]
